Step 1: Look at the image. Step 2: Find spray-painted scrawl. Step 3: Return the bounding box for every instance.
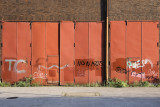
[127,59,153,69]
[33,64,69,79]
[127,58,158,79]
[131,71,145,79]
[37,64,69,71]
[5,59,27,73]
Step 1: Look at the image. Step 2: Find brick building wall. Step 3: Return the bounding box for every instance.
[109,0,160,21]
[0,0,105,21]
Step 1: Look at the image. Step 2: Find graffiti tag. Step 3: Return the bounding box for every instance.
[33,64,69,79]
[115,67,127,74]
[77,60,103,67]
[146,69,158,79]
[33,71,47,79]
[131,71,145,79]
[127,59,153,69]
[38,64,69,71]
[5,59,27,73]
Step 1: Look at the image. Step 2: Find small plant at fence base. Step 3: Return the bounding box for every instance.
[0,76,160,87]
[64,79,129,88]
[105,78,128,88]
[13,76,40,87]
[0,75,40,87]
[0,81,11,87]
[129,81,155,87]
[14,76,33,87]
[65,82,102,87]
[156,84,160,87]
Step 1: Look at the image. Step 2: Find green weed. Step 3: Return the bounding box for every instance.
[129,81,155,87]
[13,76,38,87]
[64,82,102,87]
[0,81,11,87]
[105,78,128,88]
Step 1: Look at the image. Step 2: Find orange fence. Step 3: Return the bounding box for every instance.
[110,21,159,83]
[2,21,159,85]
[1,21,104,85]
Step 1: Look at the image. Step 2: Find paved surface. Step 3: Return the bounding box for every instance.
[0,87,160,107]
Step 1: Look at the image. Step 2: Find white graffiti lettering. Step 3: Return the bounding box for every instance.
[37,64,69,71]
[33,64,69,79]
[5,59,27,73]
[33,71,47,79]
[131,71,145,79]
[127,59,153,69]
[148,69,158,77]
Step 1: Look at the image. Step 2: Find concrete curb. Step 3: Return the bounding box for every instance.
[61,92,100,97]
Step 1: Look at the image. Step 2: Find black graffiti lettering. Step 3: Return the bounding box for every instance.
[86,61,90,66]
[81,61,85,65]
[100,61,103,66]
[77,60,81,66]
[91,61,95,66]
[96,61,100,66]
[115,67,127,74]
[76,60,103,67]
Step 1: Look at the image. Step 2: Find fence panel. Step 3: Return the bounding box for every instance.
[89,22,104,83]
[2,22,17,83]
[126,22,142,84]
[46,23,59,84]
[32,22,46,84]
[17,22,31,81]
[110,21,127,81]
[60,21,74,85]
[75,22,89,84]
[142,22,159,82]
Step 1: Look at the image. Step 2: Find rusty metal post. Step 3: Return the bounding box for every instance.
[106,0,109,82]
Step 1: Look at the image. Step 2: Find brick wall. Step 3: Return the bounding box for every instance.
[109,0,159,21]
[0,0,105,21]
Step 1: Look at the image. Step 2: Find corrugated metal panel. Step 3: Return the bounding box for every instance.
[126,22,142,83]
[2,22,17,83]
[60,21,74,85]
[46,23,59,84]
[142,22,159,82]
[110,21,127,81]
[17,22,31,81]
[75,22,89,84]
[89,22,103,83]
[32,22,46,85]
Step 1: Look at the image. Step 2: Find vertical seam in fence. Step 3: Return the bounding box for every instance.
[16,22,18,82]
[88,22,90,84]
[158,22,160,80]
[1,23,3,81]
[58,22,60,86]
[157,22,160,80]
[73,22,75,84]
[30,22,32,76]
[141,22,143,83]
[125,22,128,83]
[45,23,47,82]
[31,23,33,81]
